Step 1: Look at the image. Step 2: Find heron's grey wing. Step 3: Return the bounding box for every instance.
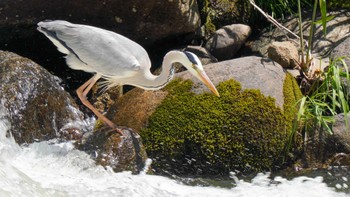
[39,21,147,77]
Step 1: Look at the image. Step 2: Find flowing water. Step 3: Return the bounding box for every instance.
[0,110,349,197]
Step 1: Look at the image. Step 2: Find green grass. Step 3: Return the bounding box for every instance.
[254,0,311,19]
[287,57,350,151]
[197,0,311,33]
[327,0,350,9]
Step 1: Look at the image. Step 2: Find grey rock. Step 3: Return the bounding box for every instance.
[330,35,350,68]
[331,113,350,152]
[248,10,350,60]
[205,24,252,61]
[177,56,286,108]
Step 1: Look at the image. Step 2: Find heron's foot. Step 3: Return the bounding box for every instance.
[101,125,124,136]
[95,119,124,136]
[113,127,124,136]
[105,124,124,136]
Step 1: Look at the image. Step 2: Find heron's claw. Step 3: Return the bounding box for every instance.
[97,123,124,136]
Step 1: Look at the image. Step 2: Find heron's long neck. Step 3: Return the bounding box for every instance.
[137,51,183,90]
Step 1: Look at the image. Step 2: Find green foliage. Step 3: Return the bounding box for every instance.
[289,58,350,147]
[197,0,311,34]
[253,0,311,19]
[141,78,300,176]
[327,0,350,9]
[301,0,330,67]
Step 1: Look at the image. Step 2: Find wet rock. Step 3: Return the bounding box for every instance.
[77,127,148,173]
[0,51,148,173]
[267,41,299,69]
[329,153,350,166]
[205,24,251,61]
[0,50,85,144]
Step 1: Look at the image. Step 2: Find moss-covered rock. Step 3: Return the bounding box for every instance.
[141,76,302,176]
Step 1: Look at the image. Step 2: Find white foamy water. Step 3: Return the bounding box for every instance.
[0,114,347,196]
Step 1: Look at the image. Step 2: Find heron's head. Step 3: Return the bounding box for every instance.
[182,51,220,97]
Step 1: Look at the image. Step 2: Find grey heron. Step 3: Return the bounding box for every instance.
[37,20,219,135]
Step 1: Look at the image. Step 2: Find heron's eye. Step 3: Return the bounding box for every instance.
[192,64,197,69]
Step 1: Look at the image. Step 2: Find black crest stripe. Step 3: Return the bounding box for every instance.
[183,51,198,64]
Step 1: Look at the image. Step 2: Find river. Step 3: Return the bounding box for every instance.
[0,111,348,197]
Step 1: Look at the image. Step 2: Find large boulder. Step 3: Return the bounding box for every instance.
[106,56,303,176]
[177,56,286,108]
[0,50,85,144]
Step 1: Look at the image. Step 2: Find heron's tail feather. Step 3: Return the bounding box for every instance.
[37,21,88,65]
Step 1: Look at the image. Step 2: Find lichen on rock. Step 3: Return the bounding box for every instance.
[141,77,301,176]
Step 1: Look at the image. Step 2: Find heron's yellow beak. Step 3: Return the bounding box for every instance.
[197,70,220,97]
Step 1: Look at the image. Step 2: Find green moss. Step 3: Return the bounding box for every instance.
[283,73,303,131]
[141,78,301,176]
[282,73,303,157]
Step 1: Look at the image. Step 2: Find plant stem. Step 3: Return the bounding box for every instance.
[298,0,305,65]
[249,0,300,40]
[306,0,318,62]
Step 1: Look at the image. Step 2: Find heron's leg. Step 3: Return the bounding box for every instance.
[77,74,123,135]
[118,85,123,97]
